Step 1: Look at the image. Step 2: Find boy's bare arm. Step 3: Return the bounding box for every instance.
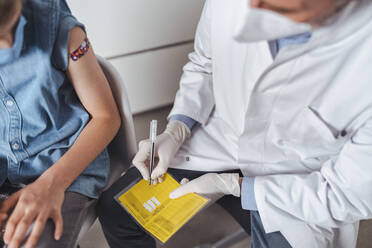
[0,27,121,248]
[47,27,121,192]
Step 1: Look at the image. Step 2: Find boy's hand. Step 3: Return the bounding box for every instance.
[0,177,65,248]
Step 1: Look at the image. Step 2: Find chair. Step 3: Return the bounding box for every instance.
[75,55,137,246]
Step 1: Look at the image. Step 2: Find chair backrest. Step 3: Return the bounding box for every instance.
[76,56,138,244]
[97,56,137,190]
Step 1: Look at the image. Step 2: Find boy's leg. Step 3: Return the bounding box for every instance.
[33,192,95,248]
[97,167,208,248]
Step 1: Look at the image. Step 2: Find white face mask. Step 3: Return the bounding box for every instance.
[234,2,312,43]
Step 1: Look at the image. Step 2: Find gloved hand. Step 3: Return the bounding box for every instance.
[169,173,241,199]
[132,120,191,184]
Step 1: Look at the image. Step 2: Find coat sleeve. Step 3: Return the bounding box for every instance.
[168,0,214,125]
[255,118,372,233]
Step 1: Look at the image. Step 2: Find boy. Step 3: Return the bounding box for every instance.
[0,0,121,247]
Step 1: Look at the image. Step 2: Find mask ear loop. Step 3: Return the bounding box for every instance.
[70,38,90,61]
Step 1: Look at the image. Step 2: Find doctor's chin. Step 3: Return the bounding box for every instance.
[1,0,371,248]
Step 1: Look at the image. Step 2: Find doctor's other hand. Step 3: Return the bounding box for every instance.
[132,120,191,184]
[169,173,241,199]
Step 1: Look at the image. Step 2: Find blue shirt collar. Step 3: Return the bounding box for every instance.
[269,32,312,59]
[0,15,27,65]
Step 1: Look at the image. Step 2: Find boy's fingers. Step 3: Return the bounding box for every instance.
[0,192,20,213]
[8,215,35,248]
[52,212,63,241]
[25,216,47,248]
[4,204,24,244]
[0,213,7,220]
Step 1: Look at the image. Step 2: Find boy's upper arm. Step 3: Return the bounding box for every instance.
[52,11,85,71]
[66,27,119,118]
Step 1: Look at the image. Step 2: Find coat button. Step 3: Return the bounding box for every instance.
[6,100,14,107]
[12,143,20,150]
[340,130,347,137]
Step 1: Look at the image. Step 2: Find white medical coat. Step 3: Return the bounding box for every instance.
[169,0,372,247]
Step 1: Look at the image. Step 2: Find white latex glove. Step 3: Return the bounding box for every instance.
[169,173,241,199]
[132,120,191,183]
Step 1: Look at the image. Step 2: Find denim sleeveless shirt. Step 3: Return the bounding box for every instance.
[0,0,110,199]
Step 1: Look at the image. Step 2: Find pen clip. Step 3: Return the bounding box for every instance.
[150,120,158,142]
[149,120,158,187]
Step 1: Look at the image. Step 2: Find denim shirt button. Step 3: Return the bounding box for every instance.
[12,143,20,150]
[6,100,14,107]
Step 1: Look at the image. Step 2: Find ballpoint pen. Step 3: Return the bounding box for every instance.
[149,120,157,187]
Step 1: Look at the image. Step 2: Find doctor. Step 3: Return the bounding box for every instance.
[98,0,372,247]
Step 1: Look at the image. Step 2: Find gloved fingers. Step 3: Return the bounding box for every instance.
[152,177,160,185]
[151,162,167,182]
[138,139,151,150]
[133,162,150,181]
[133,141,151,163]
[169,179,195,199]
[150,172,164,185]
[180,178,189,185]
[132,141,152,180]
[152,173,170,185]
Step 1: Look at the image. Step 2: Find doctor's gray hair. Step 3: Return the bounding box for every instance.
[0,0,21,27]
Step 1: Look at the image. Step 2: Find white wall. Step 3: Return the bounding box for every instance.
[67,0,204,114]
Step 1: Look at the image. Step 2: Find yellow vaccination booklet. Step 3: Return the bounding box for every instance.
[115,173,209,243]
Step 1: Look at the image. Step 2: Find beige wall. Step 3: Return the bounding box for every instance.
[67,0,204,114]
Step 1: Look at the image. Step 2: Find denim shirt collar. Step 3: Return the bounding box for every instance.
[0,15,27,65]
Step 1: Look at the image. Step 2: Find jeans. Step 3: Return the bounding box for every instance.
[97,167,292,248]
